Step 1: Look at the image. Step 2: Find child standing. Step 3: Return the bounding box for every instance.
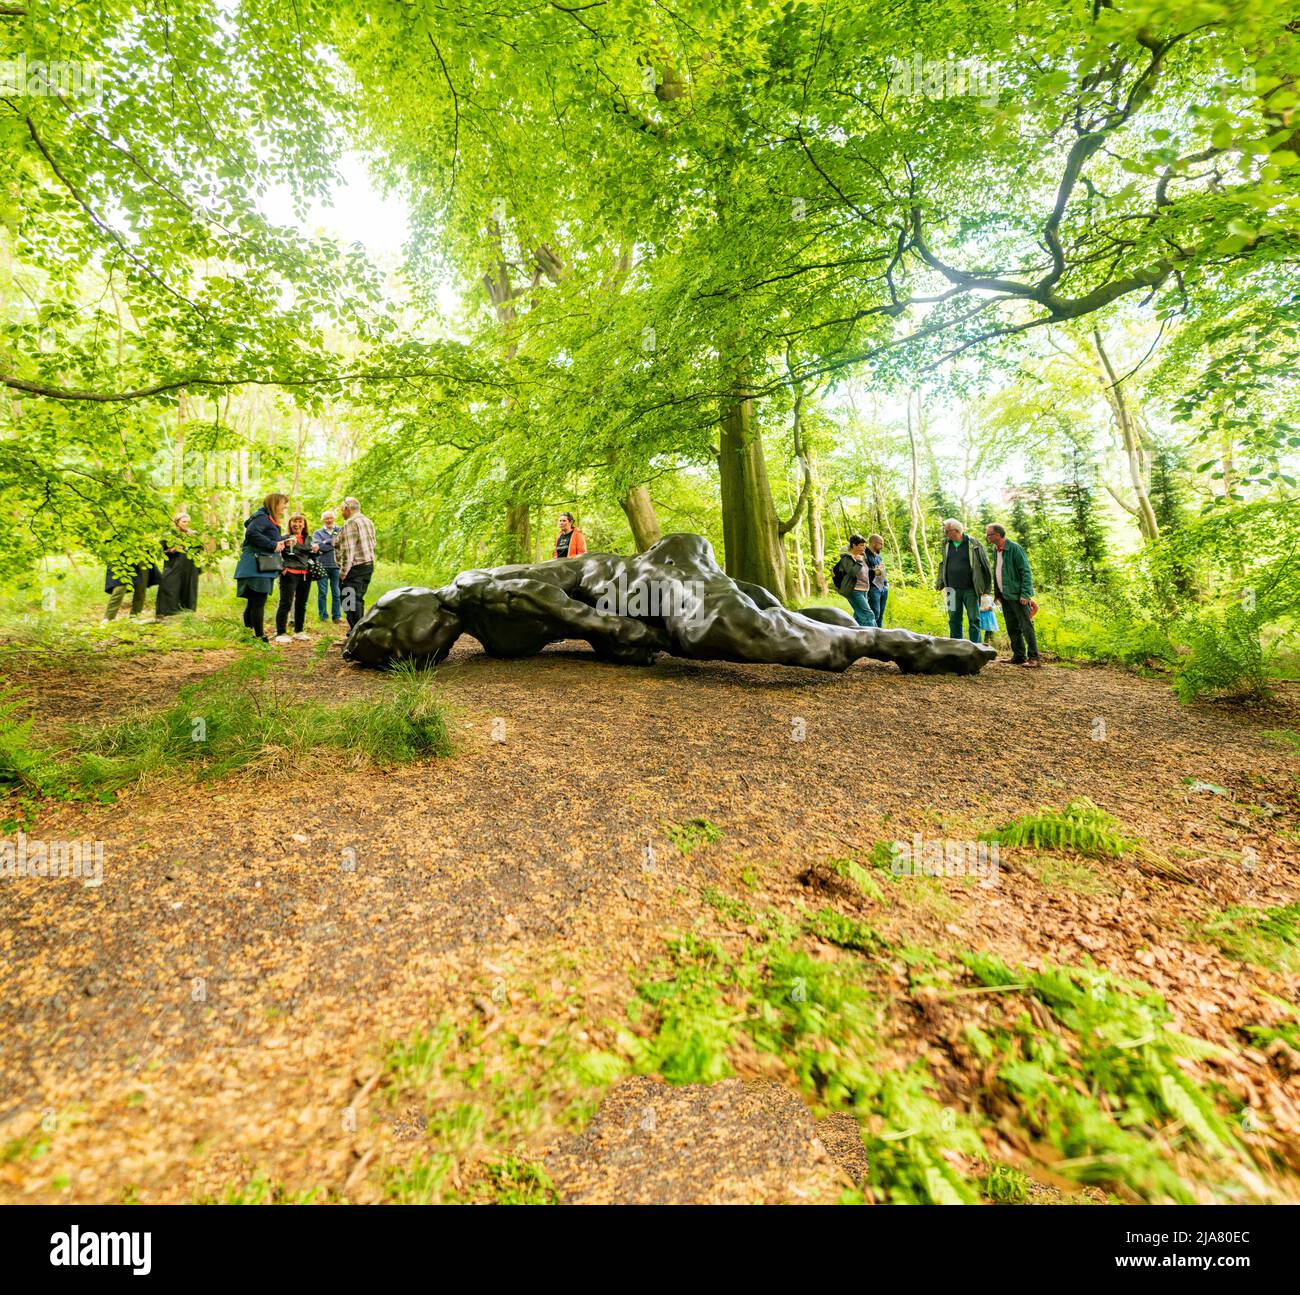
[978,593,999,646]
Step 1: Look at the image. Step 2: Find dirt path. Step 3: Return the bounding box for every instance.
[1,642,1297,1202]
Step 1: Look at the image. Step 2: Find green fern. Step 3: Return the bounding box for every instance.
[1201,904,1300,974]
[960,954,1252,1202]
[984,798,1134,858]
[0,690,56,794]
[804,908,886,954]
[829,856,887,903]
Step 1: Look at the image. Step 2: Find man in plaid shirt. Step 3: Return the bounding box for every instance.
[336,496,377,629]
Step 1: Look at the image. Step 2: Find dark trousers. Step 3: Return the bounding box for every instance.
[341,562,374,628]
[868,586,888,628]
[1001,596,1040,662]
[316,568,342,621]
[276,571,310,635]
[945,586,981,643]
[242,591,269,639]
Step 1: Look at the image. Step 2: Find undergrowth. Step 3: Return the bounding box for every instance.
[959,954,1263,1203]
[376,987,612,1204]
[663,817,723,854]
[1200,903,1300,974]
[616,911,1280,1203]
[0,658,450,823]
[619,920,986,1203]
[357,897,1290,1205]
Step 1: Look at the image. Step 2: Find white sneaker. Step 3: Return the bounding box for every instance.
[293,632,310,641]
[273,634,293,644]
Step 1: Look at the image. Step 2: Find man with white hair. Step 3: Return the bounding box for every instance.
[934,518,992,644]
[312,509,342,625]
[336,496,377,629]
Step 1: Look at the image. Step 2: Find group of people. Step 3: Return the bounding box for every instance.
[105,492,551,642]
[831,534,890,630]
[101,496,376,645]
[834,520,1041,666]
[234,494,376,644]
[102,512,202,623]
[107,502,1040,666]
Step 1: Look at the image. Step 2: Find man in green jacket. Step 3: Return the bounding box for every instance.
[985,523,1041,667]
[934,519,992,644]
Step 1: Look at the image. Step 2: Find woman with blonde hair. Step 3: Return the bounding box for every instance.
[155,510,201,617]
[233,492,288,643]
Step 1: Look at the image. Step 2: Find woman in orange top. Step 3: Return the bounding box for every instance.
[553,512,587,559]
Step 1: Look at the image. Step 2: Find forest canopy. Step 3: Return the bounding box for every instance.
[2,0,1297,696]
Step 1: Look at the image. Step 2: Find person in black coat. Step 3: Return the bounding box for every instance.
[155,511,201,617]
[234,493,288,641]
[103,563,158,621]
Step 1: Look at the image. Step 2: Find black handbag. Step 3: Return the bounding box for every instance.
[306,558,326,582]
[255,552,283,573]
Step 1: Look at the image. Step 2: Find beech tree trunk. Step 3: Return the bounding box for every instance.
[789,499,809,600]
[620,484,663,550]
[906,391,929,583]
[806,454,827,595]
[505,503,531,562]
[872,468,906,582]
[718,389,788,600]
[484,233,531,559]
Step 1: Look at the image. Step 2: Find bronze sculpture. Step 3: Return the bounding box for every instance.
[342,533,995,675]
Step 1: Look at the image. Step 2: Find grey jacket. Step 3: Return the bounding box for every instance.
[935,535,993,598]
[832,550,869,598]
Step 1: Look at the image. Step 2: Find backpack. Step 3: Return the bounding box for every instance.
[831,554,855,597]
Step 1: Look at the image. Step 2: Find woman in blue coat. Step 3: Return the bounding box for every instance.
[233,492,288,642]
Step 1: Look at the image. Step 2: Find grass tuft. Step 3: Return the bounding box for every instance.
[663,817,722,854]
[1,658,450,825]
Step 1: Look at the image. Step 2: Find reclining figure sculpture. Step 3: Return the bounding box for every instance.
[342,532,995,675]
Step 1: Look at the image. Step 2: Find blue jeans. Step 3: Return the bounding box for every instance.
[846,590,877,627]
[316,568,342,621]
[867,586,888,628]
[946,587,981,643]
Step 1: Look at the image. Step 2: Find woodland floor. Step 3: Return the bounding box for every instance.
[1,630,1298,1203]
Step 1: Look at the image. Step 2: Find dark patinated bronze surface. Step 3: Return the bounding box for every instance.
[342,533,995,676]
